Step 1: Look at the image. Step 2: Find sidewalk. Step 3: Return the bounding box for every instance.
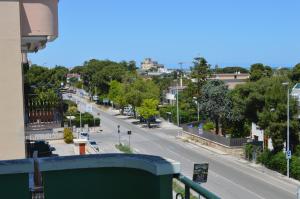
[49,140,75,156]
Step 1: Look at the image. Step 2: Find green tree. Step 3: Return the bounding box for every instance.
[190,57,211,99]
[257,78,299,153]
[64,128,74,144]
[138,99,159,128]
[125,79,159,117]
[108,81,127,112]
[290,63,300,82]
[36,89,59,106]
[67,106,77,116]
[249,63,272,81]
[200,80,232,135]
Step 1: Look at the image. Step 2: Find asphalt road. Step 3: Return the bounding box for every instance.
[68,94,299,199]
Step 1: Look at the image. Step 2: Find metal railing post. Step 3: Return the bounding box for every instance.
[185,185,190,199]
[175,174,221,199]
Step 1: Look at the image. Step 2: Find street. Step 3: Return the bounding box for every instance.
[69,94,299,199]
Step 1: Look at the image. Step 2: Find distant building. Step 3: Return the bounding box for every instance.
[291,83,300,104]
[165,85,187,105]
[191,72,249,89]
[208,72,249,89]
[251,123,273,151]
[67,73,81,81]
[141,58,165,71]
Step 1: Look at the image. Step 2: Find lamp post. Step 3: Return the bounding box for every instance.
[282,82,290,178]
[176,84,179,127]
[176,70,180,127]
[76,101,82,139]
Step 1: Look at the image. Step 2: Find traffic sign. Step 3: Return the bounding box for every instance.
[193,163,209,184]
[286,150,292,159]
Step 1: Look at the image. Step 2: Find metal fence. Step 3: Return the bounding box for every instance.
[26,133,64,141]
[182,123,248,147]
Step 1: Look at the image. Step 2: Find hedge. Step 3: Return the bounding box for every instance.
[64,112,100,127]
[257,150,300,180]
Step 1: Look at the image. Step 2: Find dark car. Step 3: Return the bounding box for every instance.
[139,116,156,123]
[26,140,55,158]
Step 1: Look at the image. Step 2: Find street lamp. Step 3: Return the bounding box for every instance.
[176,71,180,127]
[282,82,291,178]
[193,97,200,122]
[76,101,82,139]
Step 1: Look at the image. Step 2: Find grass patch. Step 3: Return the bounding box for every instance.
[173,180,198,199]
[115,144,133,154]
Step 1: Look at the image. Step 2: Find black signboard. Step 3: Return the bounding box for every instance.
[127,131,132,135]
[193,163,209,183]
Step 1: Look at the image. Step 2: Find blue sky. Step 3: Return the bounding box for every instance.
[29,0,300,69]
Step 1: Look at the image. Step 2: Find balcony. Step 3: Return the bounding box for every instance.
[0,154,220,199]
[20,0,58,53]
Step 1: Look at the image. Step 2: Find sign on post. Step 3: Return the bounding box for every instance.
[193,163,209,184]
[198,124,203,135]
[286,150,292,159]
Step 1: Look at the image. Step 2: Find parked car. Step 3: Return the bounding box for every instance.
[89,140,99,152]
[26,140,55,158]
[139,116,156,123]
[80,132,89,140]
[123,106,134,116]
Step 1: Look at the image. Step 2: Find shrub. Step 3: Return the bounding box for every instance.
[244,144,254,160]
[64,112,101,127]
[269,152,286,175]
[291,156,300,180]
[294,145,300,157]
[257,150,272,166]
[64,128,74,144]
[257,149,300,180]
[203,122,215,131]
[115,144,132,154]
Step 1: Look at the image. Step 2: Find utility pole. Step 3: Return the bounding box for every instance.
[282,82,291,178]
[287,86,290,178]
[176,65,181,127]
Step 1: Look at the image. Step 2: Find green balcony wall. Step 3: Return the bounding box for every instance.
[0,173,30,199]
[42,167,173,199]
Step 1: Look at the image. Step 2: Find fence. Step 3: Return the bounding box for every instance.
[182,123,248,147]
[26,132,64,141]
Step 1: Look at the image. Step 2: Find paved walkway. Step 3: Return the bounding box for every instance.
[49,140,75,156]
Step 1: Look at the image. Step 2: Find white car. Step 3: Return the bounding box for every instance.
[89,141,99,151]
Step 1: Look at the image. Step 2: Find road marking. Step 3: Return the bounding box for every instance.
[210,170,266,199]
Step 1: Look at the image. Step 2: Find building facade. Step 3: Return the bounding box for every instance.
[208,73,249,89]
[0,0,58,160]
[141,58,164,71]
